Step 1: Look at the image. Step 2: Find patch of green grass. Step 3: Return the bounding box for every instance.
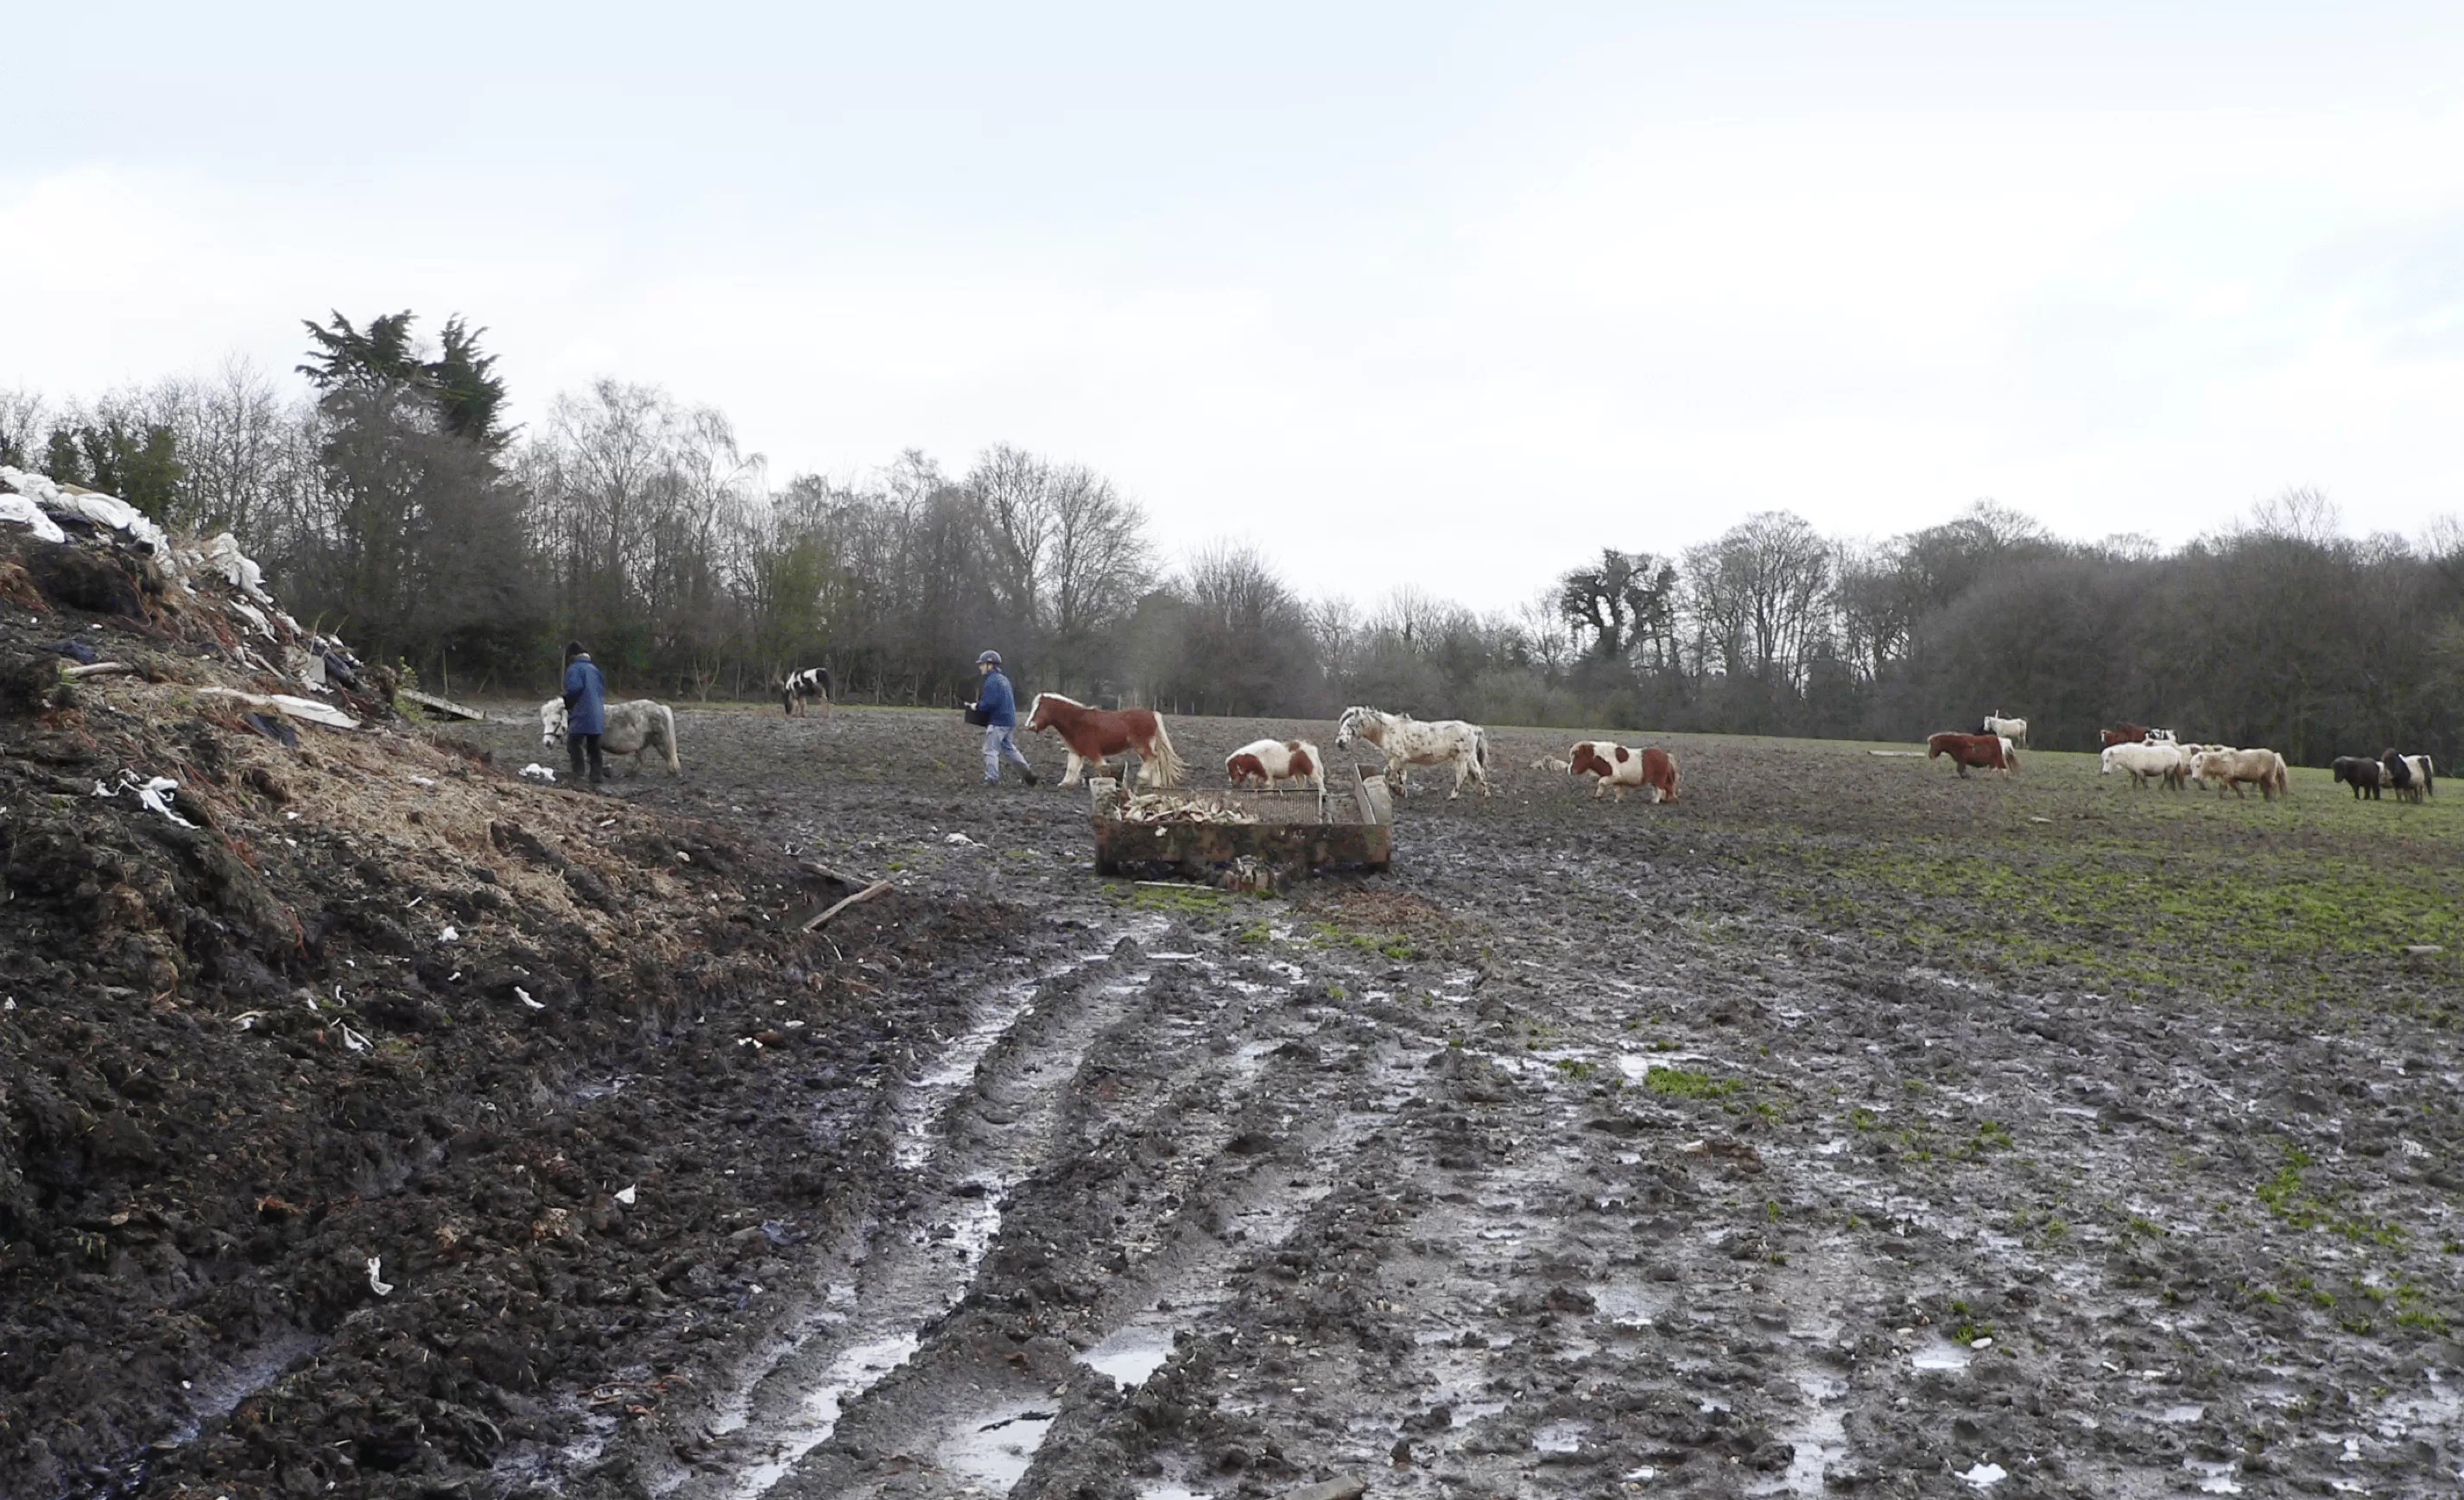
[2256,1142,2408,1247]
[1643,1066,1739,1100]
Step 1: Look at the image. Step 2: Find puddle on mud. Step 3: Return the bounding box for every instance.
[168,1328,327,1443]
[718,924,1169,1496]
[940,1403,1058,1488]
[1751,1369,1849,1497]
[2187,1458,2245,1493]
[727,1333,922,1495]
[1080,1326,1177,1389]
[1910,1338,1973,1372]
[1532,1419,1587,1454]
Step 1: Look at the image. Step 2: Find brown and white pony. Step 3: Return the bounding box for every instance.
[1927,731,2017,777]
[1568,741,1679,803]
[1226,738,1324,792]
[1023,693,1186,788]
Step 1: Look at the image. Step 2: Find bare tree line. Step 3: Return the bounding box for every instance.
[6,339,2462,765]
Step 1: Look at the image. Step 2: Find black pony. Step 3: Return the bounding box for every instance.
[2332,756,2383,800]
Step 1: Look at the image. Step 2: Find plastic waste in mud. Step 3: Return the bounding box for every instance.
[365,1257,394,1296]
[521,763,559,782]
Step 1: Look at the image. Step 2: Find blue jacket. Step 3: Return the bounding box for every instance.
[562,656,608,735]
[975,669,1017,728]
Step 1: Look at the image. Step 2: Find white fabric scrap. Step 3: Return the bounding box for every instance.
[366,1256,394,1296]
[516,986,545,1010]
[614,1185,637,1206]
[339,1023,371,1053]
[519,763,558,782]
[438,926,459,944]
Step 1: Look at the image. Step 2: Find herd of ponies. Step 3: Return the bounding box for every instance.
[531,675,2435,813]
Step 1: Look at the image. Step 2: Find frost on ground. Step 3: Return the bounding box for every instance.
[4,549,2461,1500]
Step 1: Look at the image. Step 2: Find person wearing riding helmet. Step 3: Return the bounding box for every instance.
[970,650,1039,787]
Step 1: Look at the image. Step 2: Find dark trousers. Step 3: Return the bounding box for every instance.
[568,731,606,783]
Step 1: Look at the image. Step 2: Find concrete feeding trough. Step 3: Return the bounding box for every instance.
[1088,767,1392,882]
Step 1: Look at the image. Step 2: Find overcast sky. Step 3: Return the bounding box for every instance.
[8,3,2464,609]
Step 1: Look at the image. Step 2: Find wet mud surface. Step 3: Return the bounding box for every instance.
[9,665,2463,1498]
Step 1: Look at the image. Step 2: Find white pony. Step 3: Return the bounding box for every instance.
[1333,706,1491,799]
[1980,712,2029,749]
[2100,740,2187,789]
[540,698,683,776]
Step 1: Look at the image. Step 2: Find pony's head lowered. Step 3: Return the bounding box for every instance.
[539,699,567,746]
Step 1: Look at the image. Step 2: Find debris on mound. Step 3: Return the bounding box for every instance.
[0,472,1019,1497]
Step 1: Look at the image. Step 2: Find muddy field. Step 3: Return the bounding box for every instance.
[421,704,2460,1499]
[8,653,2462,1498]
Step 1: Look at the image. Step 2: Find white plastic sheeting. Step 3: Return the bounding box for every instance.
[0,491,66,544]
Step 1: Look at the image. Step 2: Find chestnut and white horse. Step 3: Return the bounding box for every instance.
[1568,741,1680,802]
[1334,706,1491,799]
[1023,693,1186,788]
[1225,738,1325,792]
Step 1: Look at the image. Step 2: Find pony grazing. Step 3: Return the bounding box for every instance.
[2102,740,2188,789]
[1225,738,1324,792]
[1568,741,1680,803]
[781,667,833,718]
[2189,747,2290,801]
[2333,756,2384,800]
[1334,706,1492,799]
[1927,731,2016,777]
[540,698,683,776]
[1979,712,2029,748]
[1023,693,1185,788]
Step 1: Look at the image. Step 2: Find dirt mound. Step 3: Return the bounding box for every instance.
[0,507,1018,1497]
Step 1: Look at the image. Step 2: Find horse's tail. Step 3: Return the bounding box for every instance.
[659,703,681,774]
[1473,726,1490,775]
[1147,714,1186,788]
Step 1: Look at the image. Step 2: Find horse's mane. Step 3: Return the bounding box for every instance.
[1033,692,1086,711]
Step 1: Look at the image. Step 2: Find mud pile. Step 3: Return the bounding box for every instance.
[0,484,1017,1498]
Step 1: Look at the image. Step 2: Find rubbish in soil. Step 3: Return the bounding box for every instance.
[615,1185,637,1206]
[99,771,196,827]
[239,712,300,748]
[516,986,545,1009]
[439,925,460,943]
[0,489,68,542]
[1960,1461,2008,1487]
[521,763,559,782]
[365,1257,394,1296]
[194,686,361,730]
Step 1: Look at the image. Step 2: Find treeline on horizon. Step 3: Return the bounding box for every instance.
[6,311,2462,767]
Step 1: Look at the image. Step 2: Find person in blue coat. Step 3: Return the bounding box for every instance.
[970,649,1038,787]
[562,642,610,787]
